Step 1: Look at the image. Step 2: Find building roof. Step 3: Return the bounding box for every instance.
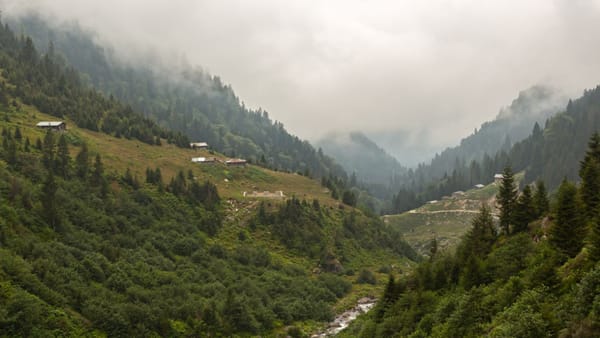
[36,121,65,127]
[190,142,208,147]
[494,174,504,179]
[226,158,247,164]
[475,184,485,188]
[191,157,215,163]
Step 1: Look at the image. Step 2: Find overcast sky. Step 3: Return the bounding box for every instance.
[4,0,600,155]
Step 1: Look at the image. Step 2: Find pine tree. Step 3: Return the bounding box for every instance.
[91,154,104,186]
[76,143,89,179]
[513,185,536,233]
[550,179,585,258]
[533,180,549,218]
[55,134,70,178]
[41,171,59,229]
[497,165,518,235]
[579,133,600,220]
[42,130,55,171]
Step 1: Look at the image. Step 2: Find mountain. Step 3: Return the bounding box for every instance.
[0,17,418,337]
[422,85,567,179]
[7,14,346,179]
[316,131,407,187]
[511,85,600,189]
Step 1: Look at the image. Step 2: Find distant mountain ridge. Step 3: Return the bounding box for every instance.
[424,85,568,178]
[316,131,407,185]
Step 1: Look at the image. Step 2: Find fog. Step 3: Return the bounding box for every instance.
[3,0,600,159]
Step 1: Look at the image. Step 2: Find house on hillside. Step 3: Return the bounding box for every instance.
[474,184,485,189]
[36,121,66,131]
[226,158,247,166]
[494,174,504,184]
[190,142,208,149]
[191,157,216,164]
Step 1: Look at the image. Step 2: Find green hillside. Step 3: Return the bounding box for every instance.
[0,20,418,337]
[341,142,600,337]
[384,181,499,256]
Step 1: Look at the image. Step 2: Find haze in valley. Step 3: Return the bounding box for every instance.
[3,0,600,164]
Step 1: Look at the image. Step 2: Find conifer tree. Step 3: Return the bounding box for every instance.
[42,130,55,170]
[513,185,536,233]
[550,179,585,258]
[533,180,549,217]
[579,133,600,220]
[41,171,59,229]
[55,134,70,178]
[91,154,104,186]
[76,143,89,179]
[497,165,518,235]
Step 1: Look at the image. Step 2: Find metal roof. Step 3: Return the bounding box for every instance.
[36,121,65,127]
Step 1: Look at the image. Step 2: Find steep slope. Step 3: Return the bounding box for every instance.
[0,18,418,337]
[425,85,566,178]
[510,86,600,189]
[8,13,347,179]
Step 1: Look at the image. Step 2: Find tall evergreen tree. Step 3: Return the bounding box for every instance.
[550,179,585,258]
[41,171,59,229]
[55,134,70,178]
[497,165,518,235]
[579,133,600,220]
[91,154,104,186]
[75,143,89,179]
[513,185,536,233]
[533,180,549,218]
[42,130,55,171]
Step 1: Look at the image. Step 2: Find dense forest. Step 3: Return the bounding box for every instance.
[0,17,189,148]
[0,18,419,336]
[343,135,600,337]
[9,14,347,179]
[388,85,600,214]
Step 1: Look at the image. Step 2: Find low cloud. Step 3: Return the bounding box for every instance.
[3,0,600,152]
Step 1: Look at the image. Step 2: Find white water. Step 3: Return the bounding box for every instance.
[311,297,377,337]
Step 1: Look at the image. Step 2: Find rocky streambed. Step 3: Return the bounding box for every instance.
[311,297,376,337]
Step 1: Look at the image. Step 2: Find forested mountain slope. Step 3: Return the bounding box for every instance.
[0,18,417,336]
[8,14,347,179]
[343,139,600,337]
[389,86,598,213]
[424,85,566,178]
[511,86,600,189]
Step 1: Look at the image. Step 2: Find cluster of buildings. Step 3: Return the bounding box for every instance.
[189,142,247,166]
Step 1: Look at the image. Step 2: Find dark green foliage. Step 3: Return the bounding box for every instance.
[342,189,357,207]
[550,179,585,258]
[497,165,518,234]
[533,180,549,217]
[40,171,58,229]
[0,129,363,336]
[579,133,600,220]
[356,269,376,285]
[75,143,89,179]
[513,185,536,233]
[348,147,600,336]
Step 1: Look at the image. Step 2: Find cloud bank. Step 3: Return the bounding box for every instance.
[3,0,600,154]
